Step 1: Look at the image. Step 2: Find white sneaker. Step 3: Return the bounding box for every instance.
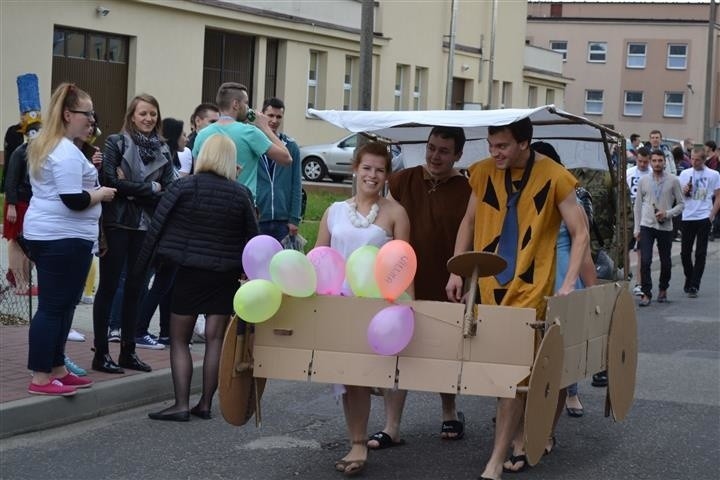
[632,284,643,296]
[67,329,86,342]
[80,295,94,304]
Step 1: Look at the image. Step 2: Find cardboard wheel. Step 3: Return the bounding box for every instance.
[218,316,266,426]
[607,288,637,421]
[523,324,563,466]
[447,252,507,278]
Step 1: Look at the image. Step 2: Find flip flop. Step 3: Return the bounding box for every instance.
[441,411,465,440]
[335,459,366,477]
[367,431,404,449]
[544,436,557,456]
[502,453,529,474]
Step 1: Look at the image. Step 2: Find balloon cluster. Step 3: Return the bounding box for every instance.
[234,235,418,356]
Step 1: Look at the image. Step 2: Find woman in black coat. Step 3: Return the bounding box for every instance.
[137,133,259,421]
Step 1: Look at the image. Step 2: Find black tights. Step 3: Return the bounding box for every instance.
[160,313,229,414]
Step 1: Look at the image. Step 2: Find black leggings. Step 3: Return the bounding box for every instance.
[93,228,149,353]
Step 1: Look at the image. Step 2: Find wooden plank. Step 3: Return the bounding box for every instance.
[397,357,461,394]
[311,351,396,388]
[466,305,535,366]
[253,345,312,382]
[459,363,531,398]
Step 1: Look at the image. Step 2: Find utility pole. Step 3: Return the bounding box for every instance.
[485,0,498,109]
[703,0,717,140]
[359,0,374,111]
[444,0,458,110]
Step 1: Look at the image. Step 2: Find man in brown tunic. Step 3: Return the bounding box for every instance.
[366,126,471,450]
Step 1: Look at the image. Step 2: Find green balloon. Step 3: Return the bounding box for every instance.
[346,245,382,298]
[233,279,282,324]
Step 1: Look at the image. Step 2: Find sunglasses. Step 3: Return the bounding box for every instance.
[69,110,96,119]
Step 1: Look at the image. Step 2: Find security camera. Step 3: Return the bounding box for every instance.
[96,6,110,16]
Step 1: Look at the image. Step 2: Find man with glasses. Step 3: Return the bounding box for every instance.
[191,83,291,197]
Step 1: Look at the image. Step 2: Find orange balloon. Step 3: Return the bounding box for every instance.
[374,240,417,302]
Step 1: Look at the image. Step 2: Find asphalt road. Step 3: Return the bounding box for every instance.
[1,250,718,480]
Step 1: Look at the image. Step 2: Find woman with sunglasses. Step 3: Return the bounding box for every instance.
[24,83,116,396]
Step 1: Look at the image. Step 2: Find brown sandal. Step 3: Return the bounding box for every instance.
[335,440,368,476]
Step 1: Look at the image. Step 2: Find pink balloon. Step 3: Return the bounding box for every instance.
[306,246,346,295]
[242,235,283,280]
[367,305,415,356]
[374,240,417,302]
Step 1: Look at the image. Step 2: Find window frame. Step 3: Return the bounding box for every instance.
[666,43,688,70]
[626,42,646,69]
[549,40,568,61]
[584,89,604,115]
[307,50,319,111]
[623,91,644,117]
[587,42,607,63]
[663,91,685,118]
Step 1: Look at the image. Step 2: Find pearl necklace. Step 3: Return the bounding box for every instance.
[347,200,379,228]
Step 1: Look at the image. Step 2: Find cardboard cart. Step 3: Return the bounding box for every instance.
[218,106,637,466]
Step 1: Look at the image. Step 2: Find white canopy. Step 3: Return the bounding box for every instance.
[308,106,624,171]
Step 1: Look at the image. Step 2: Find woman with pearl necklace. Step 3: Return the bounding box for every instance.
[315,141,411,476]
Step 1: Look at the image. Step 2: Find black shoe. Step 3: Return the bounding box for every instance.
[91,353,125,374]
[118,352,152,372]
[687,287,698,298]
[591,370,608,387]
[190,405,212,420]
[148,410,189,422]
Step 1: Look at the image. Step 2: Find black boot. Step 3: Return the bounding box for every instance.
[119,341,152,372]
[92,352,125,374]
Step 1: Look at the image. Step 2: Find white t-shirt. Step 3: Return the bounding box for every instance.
[24,137,101,242]
[678,167,720,221]
[178,147,193,175]
[626,165,651,202]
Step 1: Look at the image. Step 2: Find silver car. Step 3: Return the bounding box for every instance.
[299,134,403,182]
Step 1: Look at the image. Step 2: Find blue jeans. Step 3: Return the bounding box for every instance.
[136,264,176,338]
[26,238,93,372]
[259,220,289,243]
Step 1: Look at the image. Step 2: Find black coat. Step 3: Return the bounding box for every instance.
[101,133,175,230]
[135,172,259,275]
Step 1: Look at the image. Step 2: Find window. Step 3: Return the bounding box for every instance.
[501,81,512,108]
[585,90,604,114]
[343,56,358,110]
[545,89,555,105]
[664,92,685,117]
[626,43,646,69]
[667,44,688,70]
[528,86,538,107]
[413,67,427,110]
[623,91,644,116]
[550,41,568,61]
[307,51,320,110]
[66,31,86,58]
[52,28,127,63]
[89,35,106,61]
[394,64,409,110]
[587,42,607,63]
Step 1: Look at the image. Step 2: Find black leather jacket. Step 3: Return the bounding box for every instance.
[101,132,175,230]
[135,172,259,274]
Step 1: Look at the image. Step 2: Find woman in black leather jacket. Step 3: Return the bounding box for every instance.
[137,134,258,421]
[91,94,175,374]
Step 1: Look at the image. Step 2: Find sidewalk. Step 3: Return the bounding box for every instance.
[0,240,206,439]
[0,236,717,439]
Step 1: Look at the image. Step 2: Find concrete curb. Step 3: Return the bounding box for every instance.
[0,361,203,439]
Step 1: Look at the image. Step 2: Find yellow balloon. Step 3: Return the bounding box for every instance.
[233,279,282,324]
